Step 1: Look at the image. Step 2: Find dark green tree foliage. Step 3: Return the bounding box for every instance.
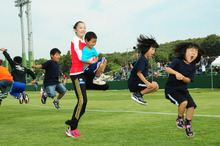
[201,34,220,56]
[59,51,71,76]
[33,34,219,77]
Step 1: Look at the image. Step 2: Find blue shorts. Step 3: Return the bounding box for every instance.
[45,83,66,98]
[83,57,106,76]
[10,81,26,99]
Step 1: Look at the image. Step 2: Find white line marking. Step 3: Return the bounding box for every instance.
[5,98,220,118]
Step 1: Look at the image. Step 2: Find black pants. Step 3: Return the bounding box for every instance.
[66,73,87,130]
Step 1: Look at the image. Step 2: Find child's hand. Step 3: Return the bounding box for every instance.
[175,73,184,80]
[146,82,153,88]
[0,48,5,51]
[94,57,98,63]
[32,65,36,69]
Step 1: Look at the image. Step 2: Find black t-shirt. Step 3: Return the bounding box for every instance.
[3,51,35,83]
[128,56,149,87]
[42,60,60,87]
[165,58,196,94]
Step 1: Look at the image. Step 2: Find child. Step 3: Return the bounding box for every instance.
[81,31,110,85]
[0,48,36,104]
[32,48,66,109]
[0,59,13,106]
[128,35,159,105]
[165,42,203,138]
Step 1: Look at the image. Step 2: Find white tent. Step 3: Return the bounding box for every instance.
[211,56,220,89]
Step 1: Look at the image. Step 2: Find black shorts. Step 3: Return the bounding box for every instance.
[128,83,148,92]
[166,91,197,109]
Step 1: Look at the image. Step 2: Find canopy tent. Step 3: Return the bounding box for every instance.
[211,56,220,89]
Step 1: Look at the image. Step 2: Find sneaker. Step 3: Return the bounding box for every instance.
[53,100,60,109]
[73,128,82,137]
[93,78,106,85]
[19,94,24,104]
[185,124,194,137]
[176,118,186,129]
[24,94,29,104]
[41,91,47,104]
[131,92,147,105]
[100,74,110,80]
[65,127,82,137]
[0,98,2,106]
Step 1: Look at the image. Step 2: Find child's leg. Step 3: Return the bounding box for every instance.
[101,59,107,72]
[140,81,159,95]
[95,63,103,77]
[185,107,194,121]
[178,101,188,117]
[55,83,67,100]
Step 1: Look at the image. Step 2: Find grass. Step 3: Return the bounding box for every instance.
[0,88,220,146]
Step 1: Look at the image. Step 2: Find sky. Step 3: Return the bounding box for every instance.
[0,0,220,60]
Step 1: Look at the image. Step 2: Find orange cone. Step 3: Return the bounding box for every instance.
[40,87,43,97]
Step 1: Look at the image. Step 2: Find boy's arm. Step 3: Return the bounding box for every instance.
[165,67,191,84]
[137,71,153,88]
[32,65,43,69]
[26,68,36,80]
[82,60,96,65]
[0,48,15,67]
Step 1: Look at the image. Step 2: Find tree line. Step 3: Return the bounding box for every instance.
[33,34,220,78]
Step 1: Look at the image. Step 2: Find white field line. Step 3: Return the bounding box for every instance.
[5,98,220,118]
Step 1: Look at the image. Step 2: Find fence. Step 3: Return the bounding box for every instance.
[24,74,220,91]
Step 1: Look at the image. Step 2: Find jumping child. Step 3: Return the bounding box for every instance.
[165,42,203,137]
[0,48,36,104]
[32,48,66,109]
[81,31,110,85]
[0,59,13,106]
[128,35,159,105]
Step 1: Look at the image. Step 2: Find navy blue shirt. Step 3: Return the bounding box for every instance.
[42,60,60,88]
[165,58,196,94]
[128,56,149,88]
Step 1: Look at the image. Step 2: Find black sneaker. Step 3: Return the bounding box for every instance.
[176,118,186,129]
[53,100,60,109]
[131,92,147,105]
[19,94,24,104]
[185,124,194,137]
[41,91,47,104]
[24,94,29,104]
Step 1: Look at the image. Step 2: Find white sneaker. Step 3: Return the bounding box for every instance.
[100,74,110,80]
[24,94,29,104]
[93,78,106,85]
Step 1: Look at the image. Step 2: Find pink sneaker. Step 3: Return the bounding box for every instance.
[74,128,82,137]
[65,127,82,137]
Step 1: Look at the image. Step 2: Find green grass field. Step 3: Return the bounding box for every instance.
[1,88,220,146]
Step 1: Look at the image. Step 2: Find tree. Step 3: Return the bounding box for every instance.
[201,34,220,56]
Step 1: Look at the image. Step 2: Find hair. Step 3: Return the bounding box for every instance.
[13,56,22,64]
[137,35,159,55]
[85,31,97,42]
[173,42,204,64]
[73,21,85,30]
[50,48,61,56]
[0,59,2,65]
